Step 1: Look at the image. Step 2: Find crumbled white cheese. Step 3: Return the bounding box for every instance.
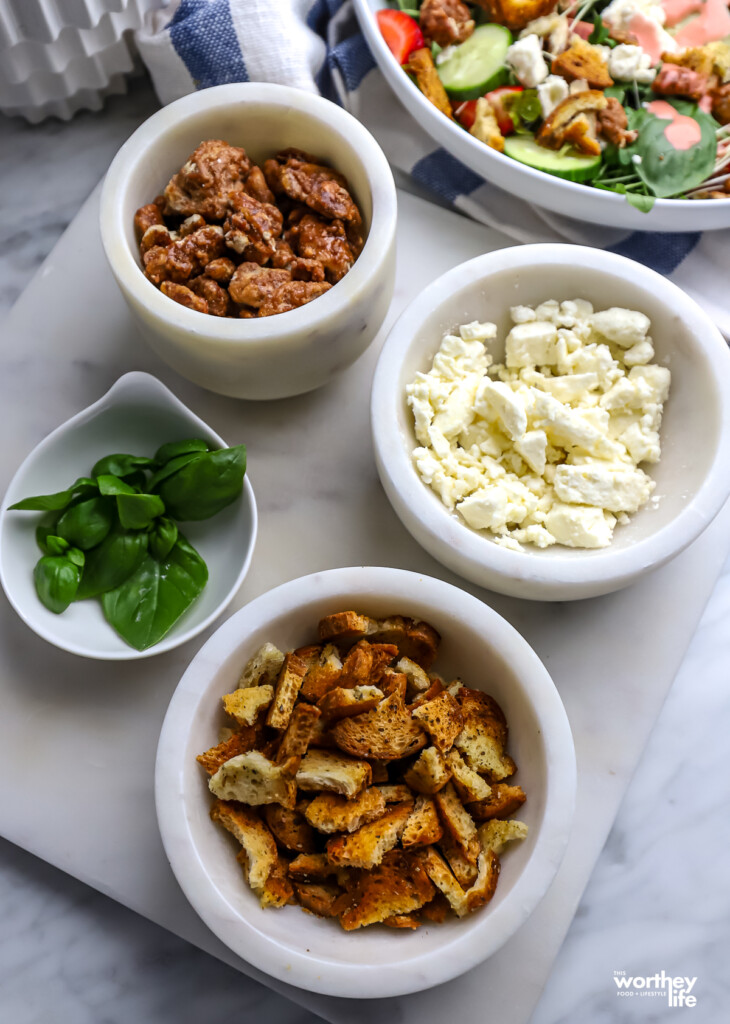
[506,34,549,88]
[405,300,670,550]
[608,43,657,84]
[537,75,570,118]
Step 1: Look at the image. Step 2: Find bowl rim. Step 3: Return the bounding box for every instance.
[99,82,397,342]
[0,371,258,660]
[155,565,576,998]
[353,0,730,222]
[371,243,730,595]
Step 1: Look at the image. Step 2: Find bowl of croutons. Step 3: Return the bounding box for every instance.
[155,566,575,997]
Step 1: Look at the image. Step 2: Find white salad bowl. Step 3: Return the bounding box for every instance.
[371,244,730,601]
[155,565,576,998]
[100,82,397,400]
[0,372,257,660]
[353,0,730,232]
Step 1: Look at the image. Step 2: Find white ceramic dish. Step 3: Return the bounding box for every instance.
[155,565,576,998]
[100,83,398,400]
[353,0,730,232]
[0,372,257,660]
[371,244,730,601]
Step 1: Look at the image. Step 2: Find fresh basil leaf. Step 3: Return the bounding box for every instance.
[147,452,203,491]
[101,533,208,650]
[588,11,611,44]
[34,556,81,614]
[156,445,247,521]
[116,492,166,530]
[9,477,98,512]
[604,84,627,103]
[76,527,148,600]
[36,513,61,554]
[56,496,114,550]
[66,547,85,569]
[91,453,155,478]
[124,470,149,491]
[97,474,138,496]
[625,192,656,212]
[149,517,178,561]
[44,535,70,556]
[154,439,211,465]
[628,103,717,197]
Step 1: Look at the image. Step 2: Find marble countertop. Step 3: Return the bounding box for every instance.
[1,75,728,1024]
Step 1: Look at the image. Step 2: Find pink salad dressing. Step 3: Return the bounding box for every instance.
[647,99,703,148]
[662,0,703,27]
[627,12,677,61]
[673,0,730,46]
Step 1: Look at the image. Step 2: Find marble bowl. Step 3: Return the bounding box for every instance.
[371,244,730,601]
[0,372,257,660]
[155,565,576,998]
[99,83,397,400]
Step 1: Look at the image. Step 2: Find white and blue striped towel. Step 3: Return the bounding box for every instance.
[137,0,730,335]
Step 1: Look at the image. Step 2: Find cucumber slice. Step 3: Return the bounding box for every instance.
[503,135,602,182]
[437,25,513,101]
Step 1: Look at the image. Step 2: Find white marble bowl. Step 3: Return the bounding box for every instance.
[371,244,730,601]
[99,83,397,400]
[353,0,730,232]
[0,372,257,659]
[155,565,576,998]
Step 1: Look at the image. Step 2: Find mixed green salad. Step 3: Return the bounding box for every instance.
[377,0,730,209]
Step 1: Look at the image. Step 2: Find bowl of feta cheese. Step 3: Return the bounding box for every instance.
[371,243,730,600]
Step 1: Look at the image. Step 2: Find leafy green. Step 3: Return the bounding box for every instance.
[156,445,247,521]
[154,439,210,465]
[34,556,81,613]
[97,474,138,496]
[56,496,114,549]
[626,192,656,212]
[588,11,613,45]
[44,535,70,556]
[9,477,97,512]
[146,452,202,491]
[116,492,166,530]
[623,102,717,198]
[91,454,155,478]
[604,84,627,103]
[149,517,178,561]
[76,527,148,600]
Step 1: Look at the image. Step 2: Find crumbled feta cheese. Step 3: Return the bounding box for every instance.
[506,34,549,88]
[474,379,528,439]
[608,43,657,84]
[544,503,616,548]
[537,75,569,118]
[460,320,498,342]
[590,307,651,348]
[505,321,558,367]
[553,462,654,512]
[515,429,548,475]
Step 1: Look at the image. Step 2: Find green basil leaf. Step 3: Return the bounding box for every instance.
[66,547,86,569]
[124,470,149,491]
[625,192,656,212]
[157,445,247,521]
[91,453,155,478]
[116,492,166,530]
[149,516,178,561]
[154,439,211,465]
[34,556,81,613]
[628,104,717,197]
[45,535,70,556]
[147,452,203,491]
[36,512,61,553]
[56,496,114,549]
[101,533,208,650]
[98,474,138,496]
[76,527,148,600]
[604,84,627,103]
[9,477,98,512]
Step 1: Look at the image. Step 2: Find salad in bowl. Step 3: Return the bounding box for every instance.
[373,0,730,212]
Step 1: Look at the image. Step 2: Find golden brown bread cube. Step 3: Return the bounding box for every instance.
[317,685,384,721]
[411,691,464,753]
[401,795,443,849]
[326,802,413,870]
[467,783,526,821]
[263,803,318,853]
[295,749,372,798]
[267,652,310,729]
[304,788,387,834]
[330,689,428,760]
[403,746,451,794]
[433,782,480,863]
[276,703,322,761]
[211,801,278,890]
[454,688,516,780]
[208,751,297,809]
[196,728,257,775]
[223,685,274,726]
[339,850,435,930]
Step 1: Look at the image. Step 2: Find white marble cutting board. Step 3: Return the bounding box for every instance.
[1,184,728,1024]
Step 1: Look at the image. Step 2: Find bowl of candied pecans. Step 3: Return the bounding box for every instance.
[100,83,397,400]
[155,566,575,997]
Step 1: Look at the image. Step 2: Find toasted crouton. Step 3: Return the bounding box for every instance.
[551,38,613,89]
[330,689,427,760]
[299,644,343,702]
[468,783,526,821]
[380,671,408,700]
[470,97,505,152]
[210,801,278,890]
[263,803,318,853]
[463,849,500,912]
[288,852,337,881]
[318,611,441,669]
[318,610,374,643]
[410,677,444,708]
[434,782,480,862]
[402,795,443,848]
[208,750,297,808]
[296,748,372,798]
[421,893,450,923]
[238,642,285,687]
[384,914,420,929]
[223,685,274,726]
[196,727,256,774]
[317,685,384,721]
[339,641,398,689]
[405,48,454,119]
[294,882,343,917]
[327,803,413,869]
[403,746,451,794]
[397,657,431,697]
[536,90,607,156]
[257,855,296,908]
[276,703,321,762]
[478,819,529,855]
[370,760,390,784]
[267,652,309,729]
[438,831,479,886]
[377,784,413,804]
[412,692,464,753]
[339,850,435,930]
[454,688,516,780]
[305,788,386,834]
[417,845,468,916]
[478,0,559,32]
[446,749,492,802]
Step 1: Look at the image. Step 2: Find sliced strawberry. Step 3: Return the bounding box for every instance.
[454,99,478,129]
[376,9,425,65]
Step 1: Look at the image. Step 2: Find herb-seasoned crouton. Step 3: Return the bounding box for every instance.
[405,48,455,118]
[412,691,464,752]
[331,689,427,760]
[417,844,499,916]
[476,0,559,31]
[339,850,435,930]
[339,641,398,689]
[305,788,386,834]
[403,745,451,794]
[470,97,505,152]
[384,914,420,929]
[288,852,337,881]
[327,802,413,869]
[446,749,492,802]
[196,727,256,774]
[238,642,285,687]
[276,703,321,761]
[439,831,479,886]
[263,803,318,853]
[296,749,372,798]
[208,751,297,808]
[377,784,413,804]
[478,819,529,854]
[434,782,480,862]
[211,801,278,889]
[536,90,608,157]
[402,795,443,848]
[318,611,441,669]
[397,657,431,698]
[223,685,274,726]
[294,882,343,917]
[421,893,451,922]
[454,688,516,780]
[318,610,373,643]
[241,851,296,908]
[317,685,384,720]
[468,783,526,821]
[299,644,343,702]
[410,677,445,708]
[267,652,309,729]
[551,38,613,88]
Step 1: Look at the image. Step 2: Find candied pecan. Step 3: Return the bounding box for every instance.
[420,0,475,46]
[272,237,296,269]
[473,0,558,31]
[290,213,354,283]
[268,152,360,223]
[239,307,257,318]
[224,191,284,262]
[183,225,225,267]
[190,275,230,316]
[204,257,236,283]
[228,263,292,308]
[291,258,326,282]
[597,97,638,148]
[179,213,207,237]
[160,281,208,314]
[259,280,332,317]
[245,165,275,204]
[163,140,250,220]
[140,223,172,255]
[134,203,164,240]
[142,226,224,285]
[652,63,709,101]
[712,82,730,124]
